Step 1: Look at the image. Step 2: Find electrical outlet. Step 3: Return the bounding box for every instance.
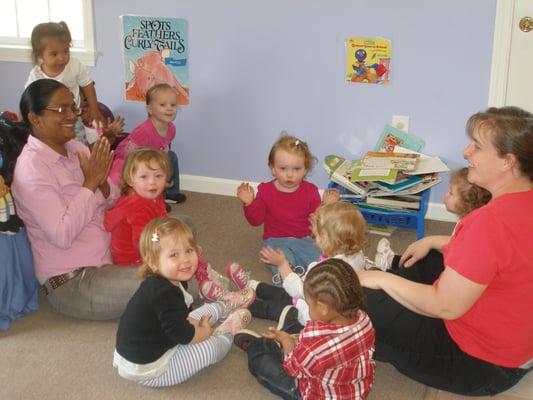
[392,115,409,132]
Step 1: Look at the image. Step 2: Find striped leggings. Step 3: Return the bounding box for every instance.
[140,302,232,387]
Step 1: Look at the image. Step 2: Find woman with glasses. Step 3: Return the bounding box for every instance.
[11,79,140,320]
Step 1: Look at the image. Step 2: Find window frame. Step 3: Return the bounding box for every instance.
[0,0,96,66]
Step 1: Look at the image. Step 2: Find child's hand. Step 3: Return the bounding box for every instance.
[87,107,106,130]
[260,246,293,279]
[102,116,126,146]
[322,188,340,204]
[259,246,286,267]
[263,327,297,355]
[189,315,214,343]
[237,182,255,206]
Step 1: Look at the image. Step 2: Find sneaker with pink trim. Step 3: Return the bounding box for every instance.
[207,264,231,291]
[199,280,226,301]
[220,287,256,314]
[226,262,251,290]
[213,308,252,336]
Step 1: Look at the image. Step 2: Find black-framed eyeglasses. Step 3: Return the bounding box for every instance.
[45,105,83,117]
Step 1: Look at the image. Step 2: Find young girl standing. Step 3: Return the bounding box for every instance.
[227,201,373,328]
[234,259,376,400]
[237,133,338,285]
[109,83,186,204]
[104,148,252,306]
[26,21,103,145]
[113,217,253,387]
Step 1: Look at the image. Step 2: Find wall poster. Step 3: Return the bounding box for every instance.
[345,37,391,85]
[121,15,190,105]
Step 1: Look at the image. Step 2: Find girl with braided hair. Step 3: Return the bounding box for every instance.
[234,259,376,400]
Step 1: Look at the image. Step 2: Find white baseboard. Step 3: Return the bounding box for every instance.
[181,174,458,223]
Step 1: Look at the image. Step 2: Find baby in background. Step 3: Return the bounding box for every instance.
[379,167,492,270]
[113,217,253,387]
[237,133,339,286]
[225,201,377,328]
[104,148,254,308]
[234,259,376,400]
[109,83,186,204]
[26,21,104,145]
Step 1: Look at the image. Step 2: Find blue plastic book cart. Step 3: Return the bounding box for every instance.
[328,182,430,239]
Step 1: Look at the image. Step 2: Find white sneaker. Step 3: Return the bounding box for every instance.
[374,238,395,271]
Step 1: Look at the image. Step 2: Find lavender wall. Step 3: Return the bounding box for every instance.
[0,0,497,203]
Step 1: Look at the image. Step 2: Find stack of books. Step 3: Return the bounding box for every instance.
[323,124,449,214]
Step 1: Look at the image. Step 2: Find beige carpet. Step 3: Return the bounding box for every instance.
[0,191,457,400]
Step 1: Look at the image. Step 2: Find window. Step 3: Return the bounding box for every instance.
[0,0,96,66]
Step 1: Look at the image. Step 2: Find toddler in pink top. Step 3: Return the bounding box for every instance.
[109,83,186,204]
[237,133,339,286]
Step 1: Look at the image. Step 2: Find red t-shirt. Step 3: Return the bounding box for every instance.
[243,180,321,240]
[104,192,167,266]
[442,190,533,368]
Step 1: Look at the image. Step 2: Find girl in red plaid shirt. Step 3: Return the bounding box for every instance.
[235,258,375,400]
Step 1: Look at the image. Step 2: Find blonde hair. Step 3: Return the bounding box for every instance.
[138,217,197,278]
[120,147,171,195]
[268,132,317,172]
[30,21,72,65]
[449,168,491,218]
[304,258,366,319]
[315,202,368,257]
[145,83,177,105]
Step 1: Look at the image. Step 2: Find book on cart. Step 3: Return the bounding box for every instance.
[365,194,421,210]
[323,155,371,196]
[362,151,420,171]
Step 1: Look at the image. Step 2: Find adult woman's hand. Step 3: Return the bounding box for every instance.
[78,137,113,193]
[399,235,450,268]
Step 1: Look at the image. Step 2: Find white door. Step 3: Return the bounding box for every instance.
[489,0,533,111]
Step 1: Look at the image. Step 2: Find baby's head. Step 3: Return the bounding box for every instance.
[313,202,368,258]
[121,147,171,198]
[267,132,316,192]
[139,217,199,282]
[30,21,72,69]
[445,168,491,218]
[304,258,366,322]
[145,83,179,123]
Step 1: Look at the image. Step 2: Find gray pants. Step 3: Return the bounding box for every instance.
[45,264,140,320]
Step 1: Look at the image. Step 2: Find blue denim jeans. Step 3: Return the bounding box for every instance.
[263,237,320,286]
[165,149,181,196]
[246,337,301,400]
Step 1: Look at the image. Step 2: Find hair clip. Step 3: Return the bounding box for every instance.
[151,231,160,242]
[295,140,300,146]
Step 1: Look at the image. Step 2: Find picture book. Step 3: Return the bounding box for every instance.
[362,151,420,171]
[121,15,190,105]
[345,37,391,85]
[350,165,398,184]
[365,194,421,210]
[374,125,425,152]
[392,146,450,175]
[374,174,423,192]
[323,155,370,196]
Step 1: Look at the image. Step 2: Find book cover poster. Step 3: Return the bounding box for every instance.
[121,15,190,105]
[345,37,391,85]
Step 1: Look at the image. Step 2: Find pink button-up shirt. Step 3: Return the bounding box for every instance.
[12,135,119,280]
